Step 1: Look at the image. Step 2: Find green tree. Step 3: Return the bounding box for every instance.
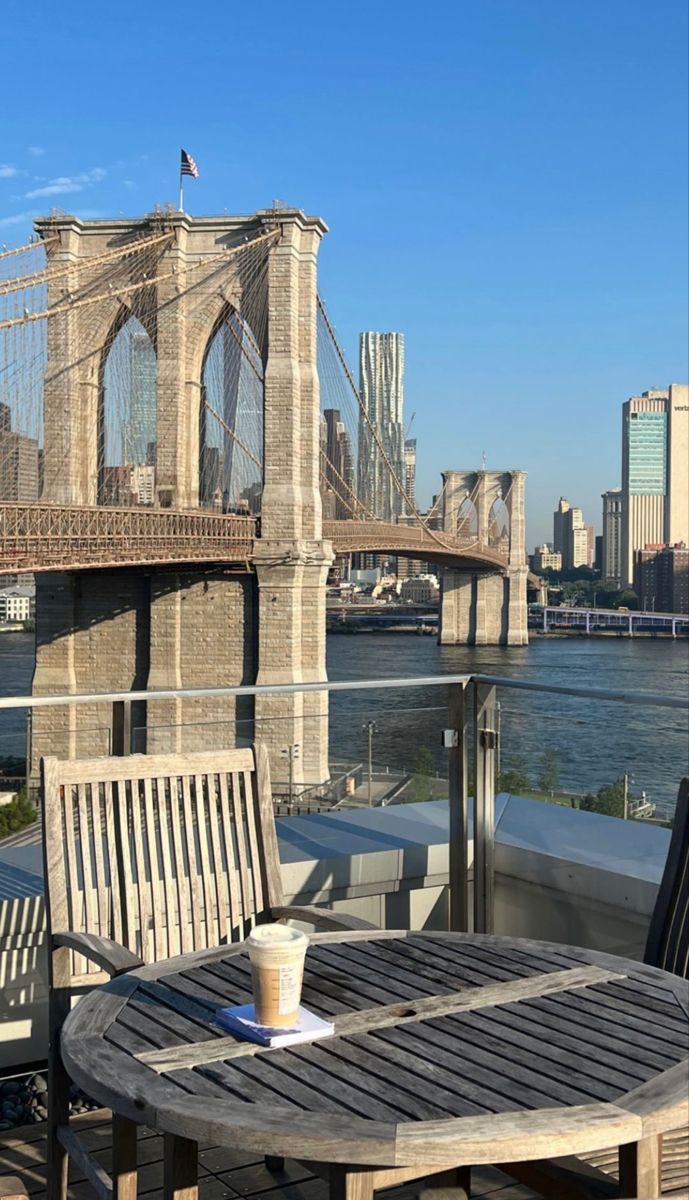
[537,750,560,795]
[412,748,434,802]
[498,754,530,795]
[580,778,626,819]
[0,788,36,840]
[613,589,639,611]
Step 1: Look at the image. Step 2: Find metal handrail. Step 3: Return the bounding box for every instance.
[0,672,686,711]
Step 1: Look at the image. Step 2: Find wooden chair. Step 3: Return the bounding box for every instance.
[41,745,373,1200]
[503,777,689,1200]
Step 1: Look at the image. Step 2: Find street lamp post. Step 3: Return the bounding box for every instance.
[281,743,300,810]
[362,721,377,806]
[623,772,634,821]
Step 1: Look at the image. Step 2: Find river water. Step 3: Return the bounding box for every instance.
[1,630,687,815]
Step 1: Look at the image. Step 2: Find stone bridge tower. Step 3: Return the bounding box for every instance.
[31,210,333,786]
[439,469,528,645]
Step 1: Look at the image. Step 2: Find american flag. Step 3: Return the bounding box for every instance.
[180,149,199,179]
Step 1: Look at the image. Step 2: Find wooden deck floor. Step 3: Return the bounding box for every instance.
[0,1109,541,1200]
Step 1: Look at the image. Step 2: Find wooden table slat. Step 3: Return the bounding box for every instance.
[136,966,623,1073]
[452,1004,654,1090]
[359,937,536,987]
[515,996,682,1071]
[391,1014,610,1110]
[542,990,688,1051]
[583,982,689,1035]
[125,995,220,1048]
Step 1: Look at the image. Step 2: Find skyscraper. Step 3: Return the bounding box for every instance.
[358,332,405,521]
[601,488,622,583]
[0,432,39,501]
[553,498,592,570]
[552,498,571,560]
[323,409,355,520]
[404,438,417,515]
[621,386,689,586]
[127,332,156,466]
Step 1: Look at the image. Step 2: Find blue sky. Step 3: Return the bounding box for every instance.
[1,0,687,545]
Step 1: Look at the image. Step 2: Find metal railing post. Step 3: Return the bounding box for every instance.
[446,681,470,932]
[473,681,498,934]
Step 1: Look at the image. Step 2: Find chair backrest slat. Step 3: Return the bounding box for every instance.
[218,769,241,941]
[41,745,281,974]
[644,777,689,979]
[156,776,180,960]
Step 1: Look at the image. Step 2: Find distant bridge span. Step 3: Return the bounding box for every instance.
[323,519,508,572]
[0,505,511,575]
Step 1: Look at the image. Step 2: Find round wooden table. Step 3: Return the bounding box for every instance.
[61,930,689,1200]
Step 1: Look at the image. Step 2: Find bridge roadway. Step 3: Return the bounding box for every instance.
[0,505,509,574]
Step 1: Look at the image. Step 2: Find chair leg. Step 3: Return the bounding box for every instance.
[619,1135,661,1200]
[329,1166,376,1200]
[265,1156,285,1173]
[112,1114,138,1200]
[47,977,71,1200]
[164,1132,198,1200]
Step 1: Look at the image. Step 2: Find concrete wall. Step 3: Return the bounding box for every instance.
[0,795,668,1069]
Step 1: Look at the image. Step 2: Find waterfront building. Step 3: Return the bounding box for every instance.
[530,544,562,573]
[0,586,34,623]
[358,332,405,522]
[553,499,592,569]
[594,535,603,575]
[621,385,689,586]
[400,575,439,603]
[0,402,10,433]
[602,488,622,583]
[634,544,689,614]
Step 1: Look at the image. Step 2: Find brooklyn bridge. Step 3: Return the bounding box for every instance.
[0,208,528,782]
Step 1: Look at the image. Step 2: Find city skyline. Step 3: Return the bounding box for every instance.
[0,1,686,543]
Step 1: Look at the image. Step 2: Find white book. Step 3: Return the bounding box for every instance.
[215,1004,335,1048]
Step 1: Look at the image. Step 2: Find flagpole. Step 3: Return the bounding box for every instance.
[179,156,184,213]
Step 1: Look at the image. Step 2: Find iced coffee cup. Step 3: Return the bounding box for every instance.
[247,924,309,1027]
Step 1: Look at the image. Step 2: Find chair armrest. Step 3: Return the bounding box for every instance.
[271,905,377,931]
[53,932,144,977]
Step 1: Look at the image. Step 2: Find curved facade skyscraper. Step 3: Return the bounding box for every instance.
[357,331,405,521]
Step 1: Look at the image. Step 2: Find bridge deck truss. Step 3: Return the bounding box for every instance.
[0,503,257,574]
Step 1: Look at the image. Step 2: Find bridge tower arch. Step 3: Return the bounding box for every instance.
[439,469,528,645]
[31,210,333,785]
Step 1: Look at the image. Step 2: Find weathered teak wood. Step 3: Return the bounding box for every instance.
[135,964,626,1073]
[58,931,689,1200]
[41,743,371,1200]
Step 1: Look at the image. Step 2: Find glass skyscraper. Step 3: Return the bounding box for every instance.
[621,387,689,587]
